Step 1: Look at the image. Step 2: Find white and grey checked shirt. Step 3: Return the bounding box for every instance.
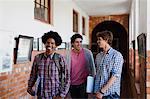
[94,47,124,96]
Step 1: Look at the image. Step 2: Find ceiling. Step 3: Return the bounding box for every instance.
[73,0,132,16]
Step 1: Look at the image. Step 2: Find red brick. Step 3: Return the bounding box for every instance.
[147,63,150,69]
[147,76,150,81]
[147,87,150,94]
[147,56,150,63]
[147,51,150,57]
[147,69,150,75]
[0,75,8,81]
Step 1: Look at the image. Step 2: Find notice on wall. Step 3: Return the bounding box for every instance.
[0,30,13,73]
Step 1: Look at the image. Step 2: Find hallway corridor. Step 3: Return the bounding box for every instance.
[1,0,150,98]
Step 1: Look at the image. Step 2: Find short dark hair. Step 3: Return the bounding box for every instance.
[42,31,62,46]
[70,33,83,43]
[96,30,113,45]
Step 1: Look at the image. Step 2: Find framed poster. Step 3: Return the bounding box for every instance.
[0,32,13,73]
[137,33,146,99]
[15,35,33,63]
[137,33,146,58]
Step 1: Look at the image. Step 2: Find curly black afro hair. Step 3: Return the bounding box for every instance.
[42,31,62,46]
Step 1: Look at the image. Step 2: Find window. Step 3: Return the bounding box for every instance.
[34,0,51,23]
[73,10,78,32]
[82,16,85,35]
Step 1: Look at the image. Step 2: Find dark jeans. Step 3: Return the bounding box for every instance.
[70,82,88,99]
[102,93,120,99]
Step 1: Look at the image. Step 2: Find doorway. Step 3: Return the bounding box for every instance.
[91,20,128,66]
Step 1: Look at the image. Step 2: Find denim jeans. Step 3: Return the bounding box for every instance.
[102,93,120,99]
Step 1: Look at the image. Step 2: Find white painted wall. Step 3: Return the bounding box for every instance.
[0,0,90,44]
[129,0,134,48]
[72,1,89,44]
[0,0,55,38]
[53,0,73,42]
[147,0,150,49]
[139,0,147,34]
[129,0,139,49]
[139,0,150,50]
[129,0,150,50]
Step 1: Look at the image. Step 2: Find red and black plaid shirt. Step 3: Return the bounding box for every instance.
[28,53,70,98]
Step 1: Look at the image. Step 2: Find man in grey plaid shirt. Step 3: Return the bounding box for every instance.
[94,30,124,99]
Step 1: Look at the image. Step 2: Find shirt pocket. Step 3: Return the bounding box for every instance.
[37,60,45,75]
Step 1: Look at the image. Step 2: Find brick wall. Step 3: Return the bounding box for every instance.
[129,48,150,99]
[129,48,141,98]
[0,50,66,98]
[0,51,42,98]
[147,51,150,98]
[0,63,32,98]
[89,14,129,47]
